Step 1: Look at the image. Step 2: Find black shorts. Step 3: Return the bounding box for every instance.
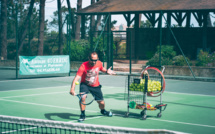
[80,83,103,101]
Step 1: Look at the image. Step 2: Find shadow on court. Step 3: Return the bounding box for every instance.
[104,93,126,100]
[44,113,100,121]
[111,109,157,119]
[44,113,79,120]
[148,99,215,110]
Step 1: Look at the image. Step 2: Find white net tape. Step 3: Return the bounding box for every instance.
[0,115,187,134]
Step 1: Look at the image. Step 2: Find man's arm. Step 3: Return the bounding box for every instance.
[101,66,116,75]
[70,75,81,96]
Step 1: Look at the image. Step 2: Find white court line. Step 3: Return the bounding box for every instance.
[166,79,215,84]
[165,91,215,97]
[0,76,73,82]
[68,116,103,123]
[149,118,215,128]
[1,127,37,134]
[1,86,214,99]
[0,86,120,93]
[0,85,70,92]
[0,86,121,99]
[0,98,98,113]
[113,113,215,129]
[0,91,67,99]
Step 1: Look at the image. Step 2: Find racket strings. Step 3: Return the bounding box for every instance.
[81,92,94,105]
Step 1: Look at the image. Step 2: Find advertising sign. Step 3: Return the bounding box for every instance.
[19,55,70,75]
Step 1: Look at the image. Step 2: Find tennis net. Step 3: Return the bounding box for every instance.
[0,115,185,134]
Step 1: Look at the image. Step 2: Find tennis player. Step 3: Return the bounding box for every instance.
[70,51,116,122]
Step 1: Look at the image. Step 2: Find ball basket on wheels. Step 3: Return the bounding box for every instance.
[125,66,167,120]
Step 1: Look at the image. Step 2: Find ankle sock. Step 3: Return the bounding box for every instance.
[81,110,85,115]
[101,109,106,114]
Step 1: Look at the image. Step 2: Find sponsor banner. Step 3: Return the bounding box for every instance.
[19,55,70,75]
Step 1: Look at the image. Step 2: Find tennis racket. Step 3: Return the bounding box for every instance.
[75,92,95,105]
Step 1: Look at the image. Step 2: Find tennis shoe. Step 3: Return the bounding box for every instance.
[101,110,113,117]
[78,114,85,122]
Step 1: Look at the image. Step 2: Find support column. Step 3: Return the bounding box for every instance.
[202,12,208,51]
[134,13,140,60]
[166,12,171,45]
[81,15,85,39]
[107,14,112,69]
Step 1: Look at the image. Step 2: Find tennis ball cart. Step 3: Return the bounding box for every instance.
[125,66,167,120]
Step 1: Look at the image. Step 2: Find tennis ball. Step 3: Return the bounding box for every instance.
[75,81,79,85]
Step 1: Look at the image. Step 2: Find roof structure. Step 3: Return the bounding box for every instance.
[77,0,215,15]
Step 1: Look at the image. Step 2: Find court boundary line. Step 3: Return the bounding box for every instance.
[0,76,73,83]
[0,91,67,99]
[149,118,215,128]
[165,91,215,97]
[68,116,104,123]
[0,85,70,92]
[1,85,215,98]
[0,98,98,113]
[1,75,214,83]
[0,86,119,93]
[113,113,215,129]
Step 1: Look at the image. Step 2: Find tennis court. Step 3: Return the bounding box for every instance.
[0,74,215,134]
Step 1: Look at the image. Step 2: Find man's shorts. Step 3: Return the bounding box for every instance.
[80,83,103,101]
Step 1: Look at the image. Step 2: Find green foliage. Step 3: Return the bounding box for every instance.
[146,53,173,66]
[145,51,154,59]
[157,45,176,59]
[173,55,191,66]
[140,20,153,28]
[48,6,75,31]
[196,50,215,67]
[146,45,176,66]
[115,42,126,59]
[63,40,90,61]
[92,36,116,61]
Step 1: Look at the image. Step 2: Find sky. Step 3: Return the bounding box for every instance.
[44,0,215,30]
[45,0,127,26]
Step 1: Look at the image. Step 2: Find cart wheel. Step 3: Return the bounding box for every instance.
[157,112,162,118]
[140,111,147,120]
[125,112,129,117]
[142,114,147,120]
[140,111,144,116]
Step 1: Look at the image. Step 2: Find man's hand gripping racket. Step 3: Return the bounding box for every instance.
[75,92,95,105]
[71,81,95,105]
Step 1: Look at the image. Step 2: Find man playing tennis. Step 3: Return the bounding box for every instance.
[70,51,116,122]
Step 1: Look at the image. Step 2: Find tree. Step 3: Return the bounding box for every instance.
[90,0,95,36]
[18,0,35,53]
[140,20,152,28]
[0,0,7,60]
[94,0,102,36]
[57,0,63,54]
[66,0,75,39]
[75,0,82,40]
[38,0,45,55]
